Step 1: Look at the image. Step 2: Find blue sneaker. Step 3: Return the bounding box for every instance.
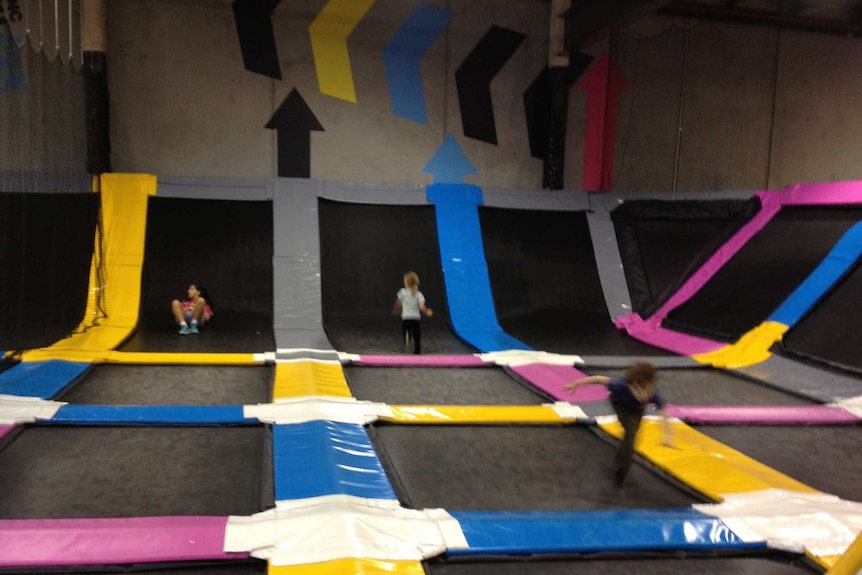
[178,324,190,335]
[189,324,199,334]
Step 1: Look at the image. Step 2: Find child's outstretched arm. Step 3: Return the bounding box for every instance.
[420,303,433,317]
[659,408,675,448]
[392,299,402,315]
[561,375,610,394]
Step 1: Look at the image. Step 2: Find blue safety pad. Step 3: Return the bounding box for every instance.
[428,184,531,352]
[50,405,252,425]
[0,360,91,399]
[769,220,862,326]
[272,420,397,502]
[448,509,763,555]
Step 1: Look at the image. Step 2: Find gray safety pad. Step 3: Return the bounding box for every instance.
[614,190,757,201]
[578,356,705,369]
[586,194,632,322]
[156,176,271,200]
[734,355,862,403]
[482,188,590,210]
[318,181,428,205]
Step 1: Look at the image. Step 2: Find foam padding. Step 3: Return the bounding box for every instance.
[0,360,90,399]
[449,509,761,555]
[600,419,818,501]
[51,405,252,425]
[272,361,352,400]
[272,421,397,502]
[668,404,858,425]
[0,516,246,567]
[693,321,788,369]
[383,405,575,424]
[428,184,531,352]
[23,174,156,361]
[269,558,425,575]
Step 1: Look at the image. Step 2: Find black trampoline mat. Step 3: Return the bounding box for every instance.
[56,364,273,405]
[325,316,473,355]
[120,311,274,354]
[371,425,701,511]
[701,426,862,502]
[426,554,815,575]
[345,366,548,405]
[0,426,270,518]
[580,368,816,406]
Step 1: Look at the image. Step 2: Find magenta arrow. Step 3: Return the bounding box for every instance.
[577,52,629,191]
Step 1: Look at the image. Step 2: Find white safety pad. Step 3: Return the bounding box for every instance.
[244,396,392,425]
[337,351,362,364]
[694,489,862,557]
[545,401,589,421]
[253,352,277,363]
[0,394,66,424]
[829,396,862,419]
[224,499,468,566]
[478,349,584,367]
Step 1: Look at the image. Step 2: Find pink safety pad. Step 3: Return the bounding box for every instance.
[778,180,862,205]
[0,516,248,567]
[615,314,725,356]
[355,354,490,367]
[509,363,610,402]
[667,404,859,425]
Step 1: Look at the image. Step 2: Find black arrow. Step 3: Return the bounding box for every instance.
[233,0,282,79]
[455,25,525,145]
[266,89,324,178]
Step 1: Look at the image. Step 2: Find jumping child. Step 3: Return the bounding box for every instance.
[392,271,433,354]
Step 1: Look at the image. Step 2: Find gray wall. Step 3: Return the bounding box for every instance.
[105,3,862,191]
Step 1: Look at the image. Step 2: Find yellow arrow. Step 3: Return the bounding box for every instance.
[309,0,376,103]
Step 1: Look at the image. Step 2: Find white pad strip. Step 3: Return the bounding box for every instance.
[478,349,584,367]
[545,401,588,421]
[244,396,392,425]
[224,500,468,566]
[337,351,362,364]
[0,394,66,424]
[829,395,862,418]
[694,489,862,557]
[253,352,277,363]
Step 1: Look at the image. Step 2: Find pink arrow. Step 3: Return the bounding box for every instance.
[577,52,629,191]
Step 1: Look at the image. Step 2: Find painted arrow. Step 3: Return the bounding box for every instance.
[423,133,477,184]
[265,89,324,178]
[383,3,452,124]
[232,0,282,79]
[577,51,629,191]
[455,25,526,145]
[309,0,376,103]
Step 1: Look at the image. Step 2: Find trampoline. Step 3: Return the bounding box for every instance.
[2,175,861,574]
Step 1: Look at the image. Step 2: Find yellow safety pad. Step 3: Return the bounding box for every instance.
[309,0,376,102]
[384,405,574,424]
[598,419,817,502]
[18,351,263,365]
[272,361,352,400]
[693,321,788,369]
[23,174,156,361]
[269,558,424,575]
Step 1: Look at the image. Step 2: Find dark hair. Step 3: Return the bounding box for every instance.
[191,283,214,311]
[624,361,656,386]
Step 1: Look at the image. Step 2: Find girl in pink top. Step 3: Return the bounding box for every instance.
[171,283,213,335]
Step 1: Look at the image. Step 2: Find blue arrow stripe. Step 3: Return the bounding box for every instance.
[384,3,453,124]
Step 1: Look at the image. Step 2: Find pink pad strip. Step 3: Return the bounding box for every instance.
[355,354,490,367]
[0,425,13,442]
[510,363,609,402]
[0,516,248,567]
[667,404,859,425]
[614,314,725,355]
[777,180,862,205]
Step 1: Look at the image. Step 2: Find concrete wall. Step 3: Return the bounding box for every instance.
[105,2,862,191]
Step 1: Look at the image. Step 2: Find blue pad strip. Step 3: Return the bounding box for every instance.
[770,220,862,326]
[51,405,251,425]
[428,184,531,352]
[449,509,763,555]
[273,421,397,502]
[0,360,91,399]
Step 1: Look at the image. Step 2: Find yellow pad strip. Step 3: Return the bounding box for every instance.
[270,558,424,575]
[15,351,262,365]
[273,361,352,400]
[599,419,817,502]
[384,405,573,424]
[23,173,156,361]
[309,0,376,102]
[693,321,788,369]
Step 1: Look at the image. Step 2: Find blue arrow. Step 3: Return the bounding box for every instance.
[422,133,477,184]
[383,3,452,124]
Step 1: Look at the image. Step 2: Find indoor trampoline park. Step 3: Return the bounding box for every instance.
[1,175,862,575]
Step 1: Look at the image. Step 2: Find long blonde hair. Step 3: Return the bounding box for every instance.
[403,271,420,293]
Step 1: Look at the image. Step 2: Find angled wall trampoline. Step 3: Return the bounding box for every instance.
[1,175,861,574]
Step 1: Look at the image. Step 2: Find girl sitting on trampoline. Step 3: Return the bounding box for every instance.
[172,283,213,335]
[562,361,673,487]
[392,271,433,354]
